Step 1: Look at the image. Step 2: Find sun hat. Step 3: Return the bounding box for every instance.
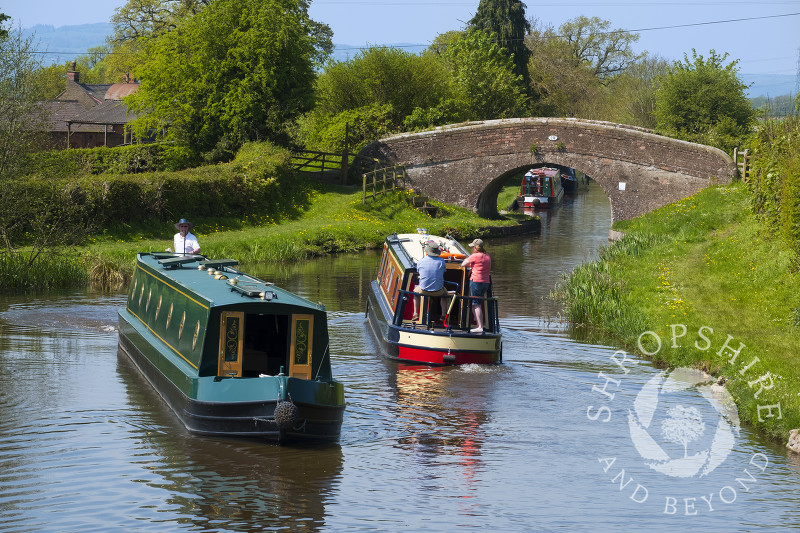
[174,218,193,230]
[425,243,442,256]
[469,238,484,248]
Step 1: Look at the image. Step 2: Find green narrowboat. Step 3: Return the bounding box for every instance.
[117,252,345,443]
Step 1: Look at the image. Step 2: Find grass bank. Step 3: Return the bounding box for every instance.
[2,180,523,292]
[553,181,800,442]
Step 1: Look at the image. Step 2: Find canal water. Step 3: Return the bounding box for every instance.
[2,181,800,531]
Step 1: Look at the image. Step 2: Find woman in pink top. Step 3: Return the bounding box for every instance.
[461,239,491,333]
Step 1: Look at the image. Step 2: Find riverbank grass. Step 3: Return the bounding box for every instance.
[73,182,520,286]
[556,182,800,440]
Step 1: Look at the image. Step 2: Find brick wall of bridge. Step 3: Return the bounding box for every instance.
[358,118,737,222]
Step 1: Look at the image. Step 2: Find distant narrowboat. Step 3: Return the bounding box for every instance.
[366,232,502,365]
[515,167,565,209]
[117,253,346,443]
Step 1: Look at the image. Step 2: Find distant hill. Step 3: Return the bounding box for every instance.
[741,73,796,99]
[22,23,113,65]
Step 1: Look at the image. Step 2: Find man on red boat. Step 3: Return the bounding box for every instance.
[412,242,449,322]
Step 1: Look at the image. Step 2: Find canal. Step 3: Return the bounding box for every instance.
[1,181,799,531]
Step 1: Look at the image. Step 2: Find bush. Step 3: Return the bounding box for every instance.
[20,143,200,178]
[3,141,310,247]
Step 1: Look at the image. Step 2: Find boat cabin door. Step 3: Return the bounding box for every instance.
[218,311,244,377]
[289,314,314,380]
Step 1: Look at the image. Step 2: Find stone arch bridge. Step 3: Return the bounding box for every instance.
[358,118,738,222]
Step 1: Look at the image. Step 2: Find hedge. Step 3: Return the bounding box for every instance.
[2,141,311,247]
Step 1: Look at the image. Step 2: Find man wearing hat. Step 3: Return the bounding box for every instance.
[461,238,491,333]
[166,218,201,255]
[412,242,448,322]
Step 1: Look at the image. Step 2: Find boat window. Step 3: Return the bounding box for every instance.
[378,247,388,279]
[166,303,174,329]
[192,321,200,350]
[138,285,145,307]
[146,288,152,312]
[179,311,186,339]
[155,295,163,321]
[389,274,400,307]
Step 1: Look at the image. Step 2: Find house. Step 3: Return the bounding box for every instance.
[44,63,140,149]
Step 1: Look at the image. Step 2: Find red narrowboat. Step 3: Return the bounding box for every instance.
[365,232,502,365]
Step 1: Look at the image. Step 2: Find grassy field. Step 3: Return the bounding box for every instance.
[554,181,800,441]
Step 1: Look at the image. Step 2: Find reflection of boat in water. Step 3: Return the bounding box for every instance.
[117,252,345,443]
[366,232,502,365]
[515,167,565,209]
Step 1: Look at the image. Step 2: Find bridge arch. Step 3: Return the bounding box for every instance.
[358,118,737,222]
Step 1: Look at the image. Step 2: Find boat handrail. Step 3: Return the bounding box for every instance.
[393,288,500,333]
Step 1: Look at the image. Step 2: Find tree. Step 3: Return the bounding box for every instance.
[110,0,210,43]
[469,0,530,87]
[557,16,643,83]
[526,17,644,118]
[0,28,47,179]
[0,12,9,40]
[437,29,528,121]
[127,0,332,158]
[654,49,754,151]
[314,46,450,126]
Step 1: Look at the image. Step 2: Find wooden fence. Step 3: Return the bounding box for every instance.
[291,150,348,184]
[733,147,752,182]
[362,165,407,203]
[291,150,398,187]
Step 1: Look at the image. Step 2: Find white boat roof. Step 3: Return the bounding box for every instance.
[394,233,468,262]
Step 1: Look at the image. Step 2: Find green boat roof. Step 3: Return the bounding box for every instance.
[137,253,324,312]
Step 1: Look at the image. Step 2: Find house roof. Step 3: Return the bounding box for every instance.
[105,83,140,101]
[39,100,106,132]
[68,100,140,126]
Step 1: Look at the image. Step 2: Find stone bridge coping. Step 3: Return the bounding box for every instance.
[380,117,732,163]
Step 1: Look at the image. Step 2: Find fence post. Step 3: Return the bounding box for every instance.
[341,123,350,185]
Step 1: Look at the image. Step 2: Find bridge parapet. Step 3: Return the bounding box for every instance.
[358,118,737,222]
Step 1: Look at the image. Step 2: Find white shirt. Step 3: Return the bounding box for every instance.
[173,232,200,255]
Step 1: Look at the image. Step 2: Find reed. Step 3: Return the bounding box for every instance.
[0,251,88,292]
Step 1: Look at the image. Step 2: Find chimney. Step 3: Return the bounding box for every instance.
[66,60,79,83]
[124,72,130,83]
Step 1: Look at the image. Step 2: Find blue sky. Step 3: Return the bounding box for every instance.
[4,0,799,82]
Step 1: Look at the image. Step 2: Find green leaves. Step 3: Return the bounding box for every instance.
[654,49,754,152]
[126,0,329,157]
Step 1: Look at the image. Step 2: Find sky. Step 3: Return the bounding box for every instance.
[3,0,799,85]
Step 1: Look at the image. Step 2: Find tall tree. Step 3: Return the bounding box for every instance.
[127,0,332,158]
[439,29,528,121]
[558,16,643,83]
[654,49,754,151]
[110,0,210,43]
[0,27,46,179]
[469,0,531,87]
